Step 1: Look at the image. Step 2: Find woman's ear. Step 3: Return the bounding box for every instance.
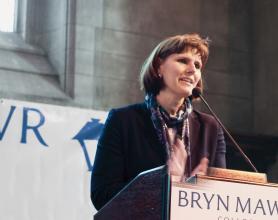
[157,68,162,78]
[156,58,164,78]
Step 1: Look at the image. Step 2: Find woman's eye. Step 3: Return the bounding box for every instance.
[195,62,201,69]
[178,58,188,64]
[177,58,202,69]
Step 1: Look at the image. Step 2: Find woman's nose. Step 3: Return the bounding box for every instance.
[186,61,196,73]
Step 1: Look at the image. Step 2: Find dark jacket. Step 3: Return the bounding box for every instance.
[91,103,226,210]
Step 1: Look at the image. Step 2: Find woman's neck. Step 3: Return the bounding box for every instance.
[156,91,185,116]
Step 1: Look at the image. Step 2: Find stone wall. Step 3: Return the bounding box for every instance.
[25,0,68,90]
[252,0,278,180]
[79,0,253,135]
[253,0,278,136]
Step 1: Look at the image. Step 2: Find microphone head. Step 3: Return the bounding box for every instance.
[192,87,202,98]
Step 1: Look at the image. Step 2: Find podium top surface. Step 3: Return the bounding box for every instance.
[207,167,268,184]
[178,167,278,188]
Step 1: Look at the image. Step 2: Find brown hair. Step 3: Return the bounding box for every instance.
[140,33,209,96]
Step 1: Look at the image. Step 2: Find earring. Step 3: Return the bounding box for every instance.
[158,73,162,78]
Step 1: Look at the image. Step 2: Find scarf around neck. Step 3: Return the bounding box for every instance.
[145,94,192,162]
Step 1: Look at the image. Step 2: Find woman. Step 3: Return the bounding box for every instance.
[91,33,226,210]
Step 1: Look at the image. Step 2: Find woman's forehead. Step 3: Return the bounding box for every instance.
[183,46,202,56]
[174,48,202,60]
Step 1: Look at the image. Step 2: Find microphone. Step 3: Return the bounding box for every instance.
[192,88,258,173]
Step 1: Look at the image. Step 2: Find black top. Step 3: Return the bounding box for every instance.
[91,103,226,210]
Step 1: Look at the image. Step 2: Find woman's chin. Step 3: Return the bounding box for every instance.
[178,88,192,98]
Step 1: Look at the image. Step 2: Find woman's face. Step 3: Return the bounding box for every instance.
[158,48,202,98]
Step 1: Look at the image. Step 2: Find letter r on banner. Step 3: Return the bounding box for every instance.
[21,107,48,147]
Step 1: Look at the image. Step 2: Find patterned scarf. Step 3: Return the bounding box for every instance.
[145,94,192,169]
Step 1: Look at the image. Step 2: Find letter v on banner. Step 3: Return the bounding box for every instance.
[0,105,16,140]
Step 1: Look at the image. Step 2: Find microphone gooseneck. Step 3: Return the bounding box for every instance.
[192,88,258,173]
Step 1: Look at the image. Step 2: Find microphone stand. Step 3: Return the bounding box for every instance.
[198,94,258,173]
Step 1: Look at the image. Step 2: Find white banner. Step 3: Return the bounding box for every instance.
[0,99,107,220]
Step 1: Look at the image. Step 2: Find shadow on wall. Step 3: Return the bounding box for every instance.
[226,133,278,183]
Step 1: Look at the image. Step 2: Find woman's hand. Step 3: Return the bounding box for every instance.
[190,157,209,176]
[168,138,188,182]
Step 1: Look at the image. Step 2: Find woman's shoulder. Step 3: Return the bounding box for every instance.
[191,109,218,126]
[108,102,149,120]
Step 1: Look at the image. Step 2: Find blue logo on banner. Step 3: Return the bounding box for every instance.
[73,119,104,171]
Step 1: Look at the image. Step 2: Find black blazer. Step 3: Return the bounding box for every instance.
[91,103,226,210]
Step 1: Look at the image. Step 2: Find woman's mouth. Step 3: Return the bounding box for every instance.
[179,77,193,85]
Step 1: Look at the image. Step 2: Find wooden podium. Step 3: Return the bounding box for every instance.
[94,166,278,220]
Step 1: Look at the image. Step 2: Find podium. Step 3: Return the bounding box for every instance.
[94,166,278,220]
[94,166,170,220]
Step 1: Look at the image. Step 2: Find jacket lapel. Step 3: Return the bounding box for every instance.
[189,111,201,157]
[141,103,167,160]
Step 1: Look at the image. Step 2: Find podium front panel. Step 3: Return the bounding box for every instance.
[171,178,278,220]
